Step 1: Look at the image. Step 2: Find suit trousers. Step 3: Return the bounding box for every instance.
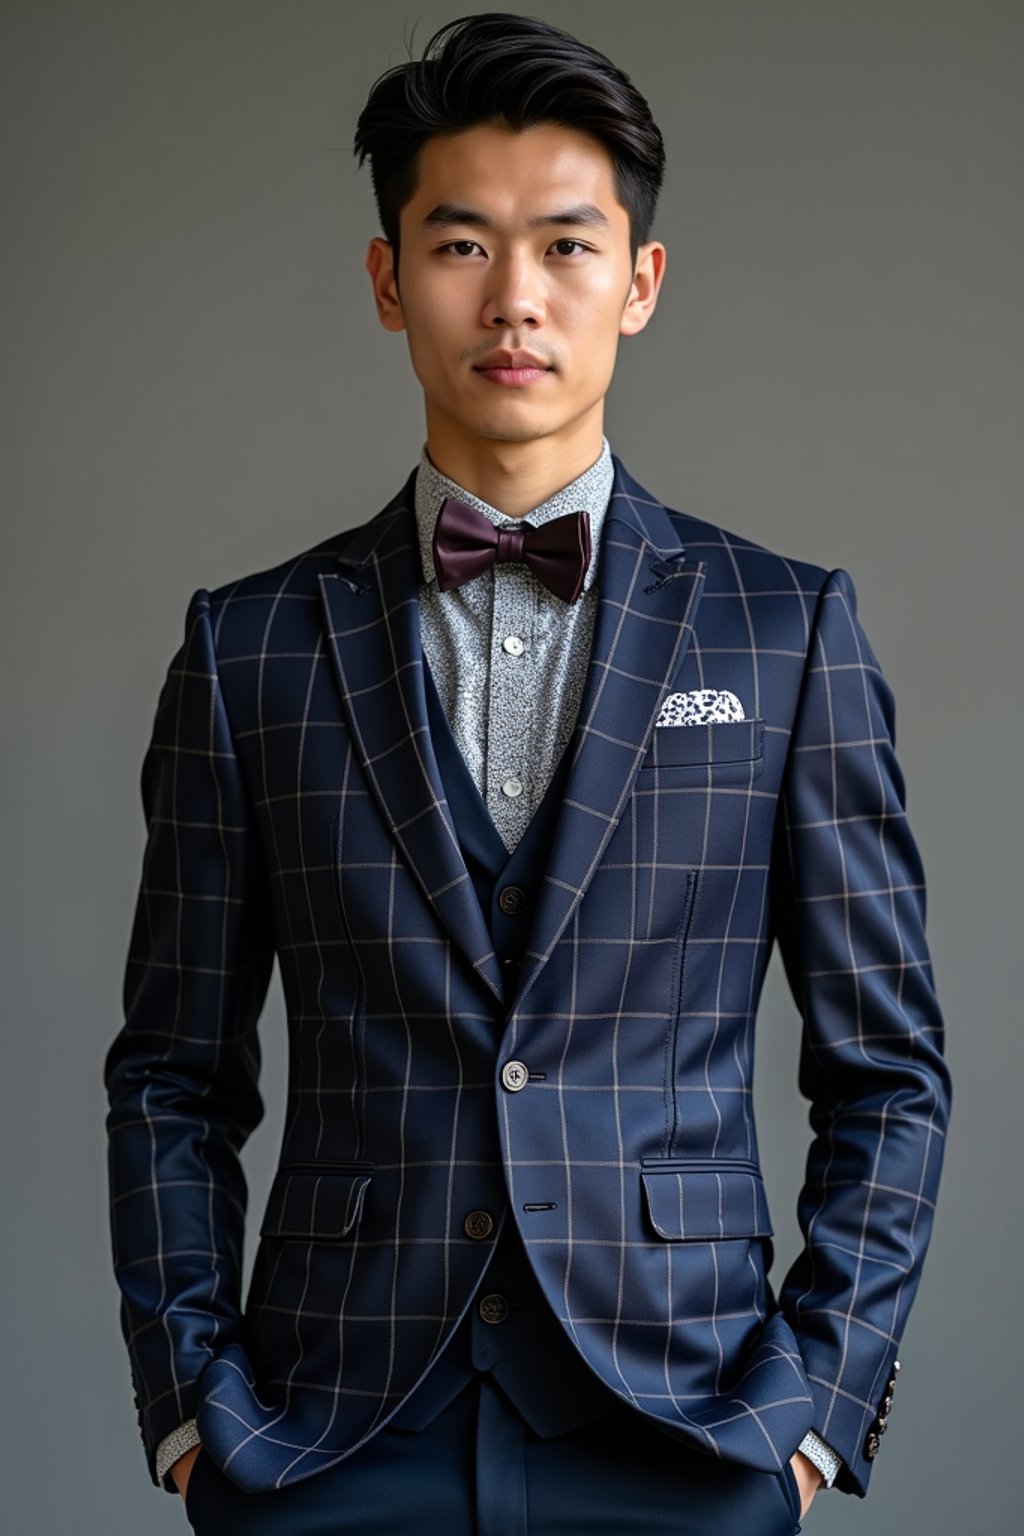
[183,1373,803,1536]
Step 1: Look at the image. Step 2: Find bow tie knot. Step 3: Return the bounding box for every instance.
[432,495,592,604]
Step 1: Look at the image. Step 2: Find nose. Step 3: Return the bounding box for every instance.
[481,252,545,329]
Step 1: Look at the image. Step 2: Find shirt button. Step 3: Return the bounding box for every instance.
[502,777,523,798]
[478,1293,510,1324]
[502,635,525,655]
[498,885,527,915]
[464,1209,494,1240]
[501,1059,529,1091]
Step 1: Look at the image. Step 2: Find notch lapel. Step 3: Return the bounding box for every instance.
[318,476,505,1004]
[511,459,706,1008]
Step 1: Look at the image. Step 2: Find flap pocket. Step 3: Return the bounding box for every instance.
[640,718,765,771]
[259,1164,373,1241]
[640,1159,773,1240]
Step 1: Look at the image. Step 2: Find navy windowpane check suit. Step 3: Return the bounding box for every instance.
[104,455,951,1511]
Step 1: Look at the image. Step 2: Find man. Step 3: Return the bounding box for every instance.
[104,13,951,1533]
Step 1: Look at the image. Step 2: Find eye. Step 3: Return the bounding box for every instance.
[551,239,589,256]
[438,240,482,257]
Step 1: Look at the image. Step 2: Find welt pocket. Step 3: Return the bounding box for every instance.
[259,1163,374,1241]
[639,1157,773,1240]
[638,717,765,772]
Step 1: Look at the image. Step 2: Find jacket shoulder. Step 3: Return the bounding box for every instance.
[196,474,416,647]
[613,457,833,597]
[661,501,833,599]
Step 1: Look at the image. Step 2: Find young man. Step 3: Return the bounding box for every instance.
[104,14,951,1533]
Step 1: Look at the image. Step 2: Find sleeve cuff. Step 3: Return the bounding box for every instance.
[796,1427,842,1489]
[155,1418,202,1490]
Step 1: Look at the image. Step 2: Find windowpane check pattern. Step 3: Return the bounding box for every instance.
[105,456,950,1499]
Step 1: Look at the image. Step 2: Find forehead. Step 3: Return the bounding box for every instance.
[406,121,625,227]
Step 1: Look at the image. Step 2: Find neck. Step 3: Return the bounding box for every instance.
[424,407,606,519]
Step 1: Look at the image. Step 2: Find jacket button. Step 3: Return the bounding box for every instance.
[479,1292,509,1324]
[864,1431,882,1459]
[464,1209,494,1239]
[498,885,527,915]
[501,1060,529,1091]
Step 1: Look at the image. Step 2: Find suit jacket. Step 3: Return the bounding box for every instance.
[104,455,951,1499]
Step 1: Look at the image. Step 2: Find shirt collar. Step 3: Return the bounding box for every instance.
[414,436,614,596]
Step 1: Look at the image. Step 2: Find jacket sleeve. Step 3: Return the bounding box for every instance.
[103,587,276,1490]
[769,566,952,1498]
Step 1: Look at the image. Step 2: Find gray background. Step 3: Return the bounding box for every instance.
[2,1,1020,1531]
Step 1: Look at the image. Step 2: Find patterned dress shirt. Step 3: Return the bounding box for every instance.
[153,436,841,1493]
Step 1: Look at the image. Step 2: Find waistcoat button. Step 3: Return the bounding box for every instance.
[498,885,527,915]
[479,1293,509,1324]
[464,1209,494,1239]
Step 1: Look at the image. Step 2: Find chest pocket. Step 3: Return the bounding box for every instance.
[637,717,765,779]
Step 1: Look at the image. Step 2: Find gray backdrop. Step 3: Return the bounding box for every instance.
[2,1,1020,1531]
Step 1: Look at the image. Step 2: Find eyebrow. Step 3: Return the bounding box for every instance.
[422,201,611,233]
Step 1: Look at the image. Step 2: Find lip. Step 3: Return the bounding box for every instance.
[473,350,553,388]
[473,350,552,371]
[475,365,550,388]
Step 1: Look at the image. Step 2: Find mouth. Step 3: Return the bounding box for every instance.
[473,364,553,388]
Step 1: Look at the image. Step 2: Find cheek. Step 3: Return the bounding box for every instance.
[401,272,462,338]
[406,286,486,385]
[559,278,629,350]
[402,305,458,386]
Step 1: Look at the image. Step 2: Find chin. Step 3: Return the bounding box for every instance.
[460,398,567,437]
[466,416,564,444]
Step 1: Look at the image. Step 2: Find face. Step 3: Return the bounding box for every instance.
[365,121,665,457]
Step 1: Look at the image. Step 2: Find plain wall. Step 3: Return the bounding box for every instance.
[2,1,1020,1531]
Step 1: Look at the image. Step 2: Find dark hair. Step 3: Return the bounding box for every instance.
[353,12,665,276]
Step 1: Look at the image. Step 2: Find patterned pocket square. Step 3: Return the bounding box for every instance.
[656,688,746,726]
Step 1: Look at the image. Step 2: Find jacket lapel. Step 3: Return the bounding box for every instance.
[318,473,506,1004]
[512,458,706,1008]
[317,457,705,1015]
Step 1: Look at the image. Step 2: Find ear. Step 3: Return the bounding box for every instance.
[365,237,405,332]
[620,241,666,338]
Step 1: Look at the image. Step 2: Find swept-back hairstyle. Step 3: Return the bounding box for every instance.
[353,12,665,275]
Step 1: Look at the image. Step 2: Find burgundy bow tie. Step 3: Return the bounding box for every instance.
[431,496,592,605]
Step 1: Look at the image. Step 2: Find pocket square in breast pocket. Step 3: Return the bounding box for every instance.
[656,688,746,726]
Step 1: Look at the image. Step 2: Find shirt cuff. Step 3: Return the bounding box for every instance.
[796,1427,842,1489]
[155,1418,202,1489]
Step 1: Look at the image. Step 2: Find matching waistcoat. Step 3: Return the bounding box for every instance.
[386,656,621,1437]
